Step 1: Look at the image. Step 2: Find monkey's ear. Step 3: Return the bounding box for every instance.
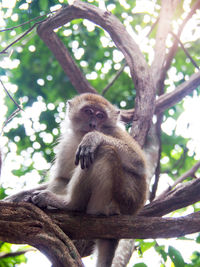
[116,109,120,116]
[67,100,72,106]
[66,100,72,110]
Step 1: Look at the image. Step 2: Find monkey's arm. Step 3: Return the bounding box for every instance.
[75,130,146,176]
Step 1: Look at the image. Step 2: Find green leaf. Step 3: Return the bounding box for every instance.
[168,246,185,267]
[140,240,156,254]
[133,263,148,267]
[39,0,48,11]
[155,245,168,262]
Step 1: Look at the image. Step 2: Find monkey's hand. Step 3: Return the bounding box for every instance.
[75,132,102,169]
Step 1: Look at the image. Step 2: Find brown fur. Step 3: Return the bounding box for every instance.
[5,93,147,267]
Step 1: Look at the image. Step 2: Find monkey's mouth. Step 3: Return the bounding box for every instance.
[81,128,97,134]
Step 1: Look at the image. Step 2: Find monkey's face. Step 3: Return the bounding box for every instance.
[67,93,120,135]
[70,104,111,134]
[80,105,107,132]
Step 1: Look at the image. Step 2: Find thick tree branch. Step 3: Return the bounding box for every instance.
[155,70,200,114]
[0,202,83,267]
[37,0,155,146]
[141,178,200,217]
[120,70,200,122]
[1,178,200,242]
[1,201,200,242]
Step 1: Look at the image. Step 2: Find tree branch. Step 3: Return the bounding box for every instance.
[156,161,200,200]
[141,178,200,217]
[0,202,83,267]
[37,0,155,146]
[1,177,200,264]
[0,249,35,259]
[170,31,199,70]
[1,199,200,242]
[102,63,126,96]
[161,0,200,81]
[120,70,200,122]
[155,70,200,114]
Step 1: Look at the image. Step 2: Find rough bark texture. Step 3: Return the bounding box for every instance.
[0,202,83,267]
[1,182,200,240]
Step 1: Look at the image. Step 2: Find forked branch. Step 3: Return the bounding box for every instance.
[37,0,155,146]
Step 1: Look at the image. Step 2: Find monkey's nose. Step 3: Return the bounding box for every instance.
[89,122,96,129]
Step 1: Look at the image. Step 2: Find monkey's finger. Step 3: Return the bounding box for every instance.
[89,152,94,164]
[84,147,92,168]
[78,146,87,169]
[75,146,81,165]
[80,155,85,169]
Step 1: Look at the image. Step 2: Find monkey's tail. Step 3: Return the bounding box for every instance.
[96,239,119,267]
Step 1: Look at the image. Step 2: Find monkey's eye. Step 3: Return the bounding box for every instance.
[84,108,93,115]
[96,112,105,119]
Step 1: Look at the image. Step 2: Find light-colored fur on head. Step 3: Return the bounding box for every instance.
[67,93,120,132]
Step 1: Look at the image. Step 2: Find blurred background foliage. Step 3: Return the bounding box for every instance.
[0,0,200,266]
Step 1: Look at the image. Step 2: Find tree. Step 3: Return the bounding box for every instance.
[0,0,200,266]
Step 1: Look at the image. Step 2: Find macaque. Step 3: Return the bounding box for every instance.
[5,93,147,267]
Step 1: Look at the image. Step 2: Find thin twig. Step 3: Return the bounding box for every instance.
[170,31,199,70]
[156,160,200,201]
[171,160,200,188]
[0,18,47,54]
[0,79,23,135]
[164,146,188,175]
[0,248,35,259]
[1,108,21,135]
[163,0,200,74]
[102,63,126,96]
[0,79,23,111]
[149,114,163,202]
[0,14,48,32]
[146,17,159,38]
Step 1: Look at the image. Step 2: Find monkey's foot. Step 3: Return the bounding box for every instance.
[32,190,67,209]
[4,190,33,203]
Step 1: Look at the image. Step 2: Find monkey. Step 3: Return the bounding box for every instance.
[5,93,147,267]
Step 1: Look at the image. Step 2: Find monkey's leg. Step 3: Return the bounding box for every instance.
[85,145,122,267]
[85,145,122,215]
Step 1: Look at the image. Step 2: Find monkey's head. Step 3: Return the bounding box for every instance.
[67,93,120,134]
